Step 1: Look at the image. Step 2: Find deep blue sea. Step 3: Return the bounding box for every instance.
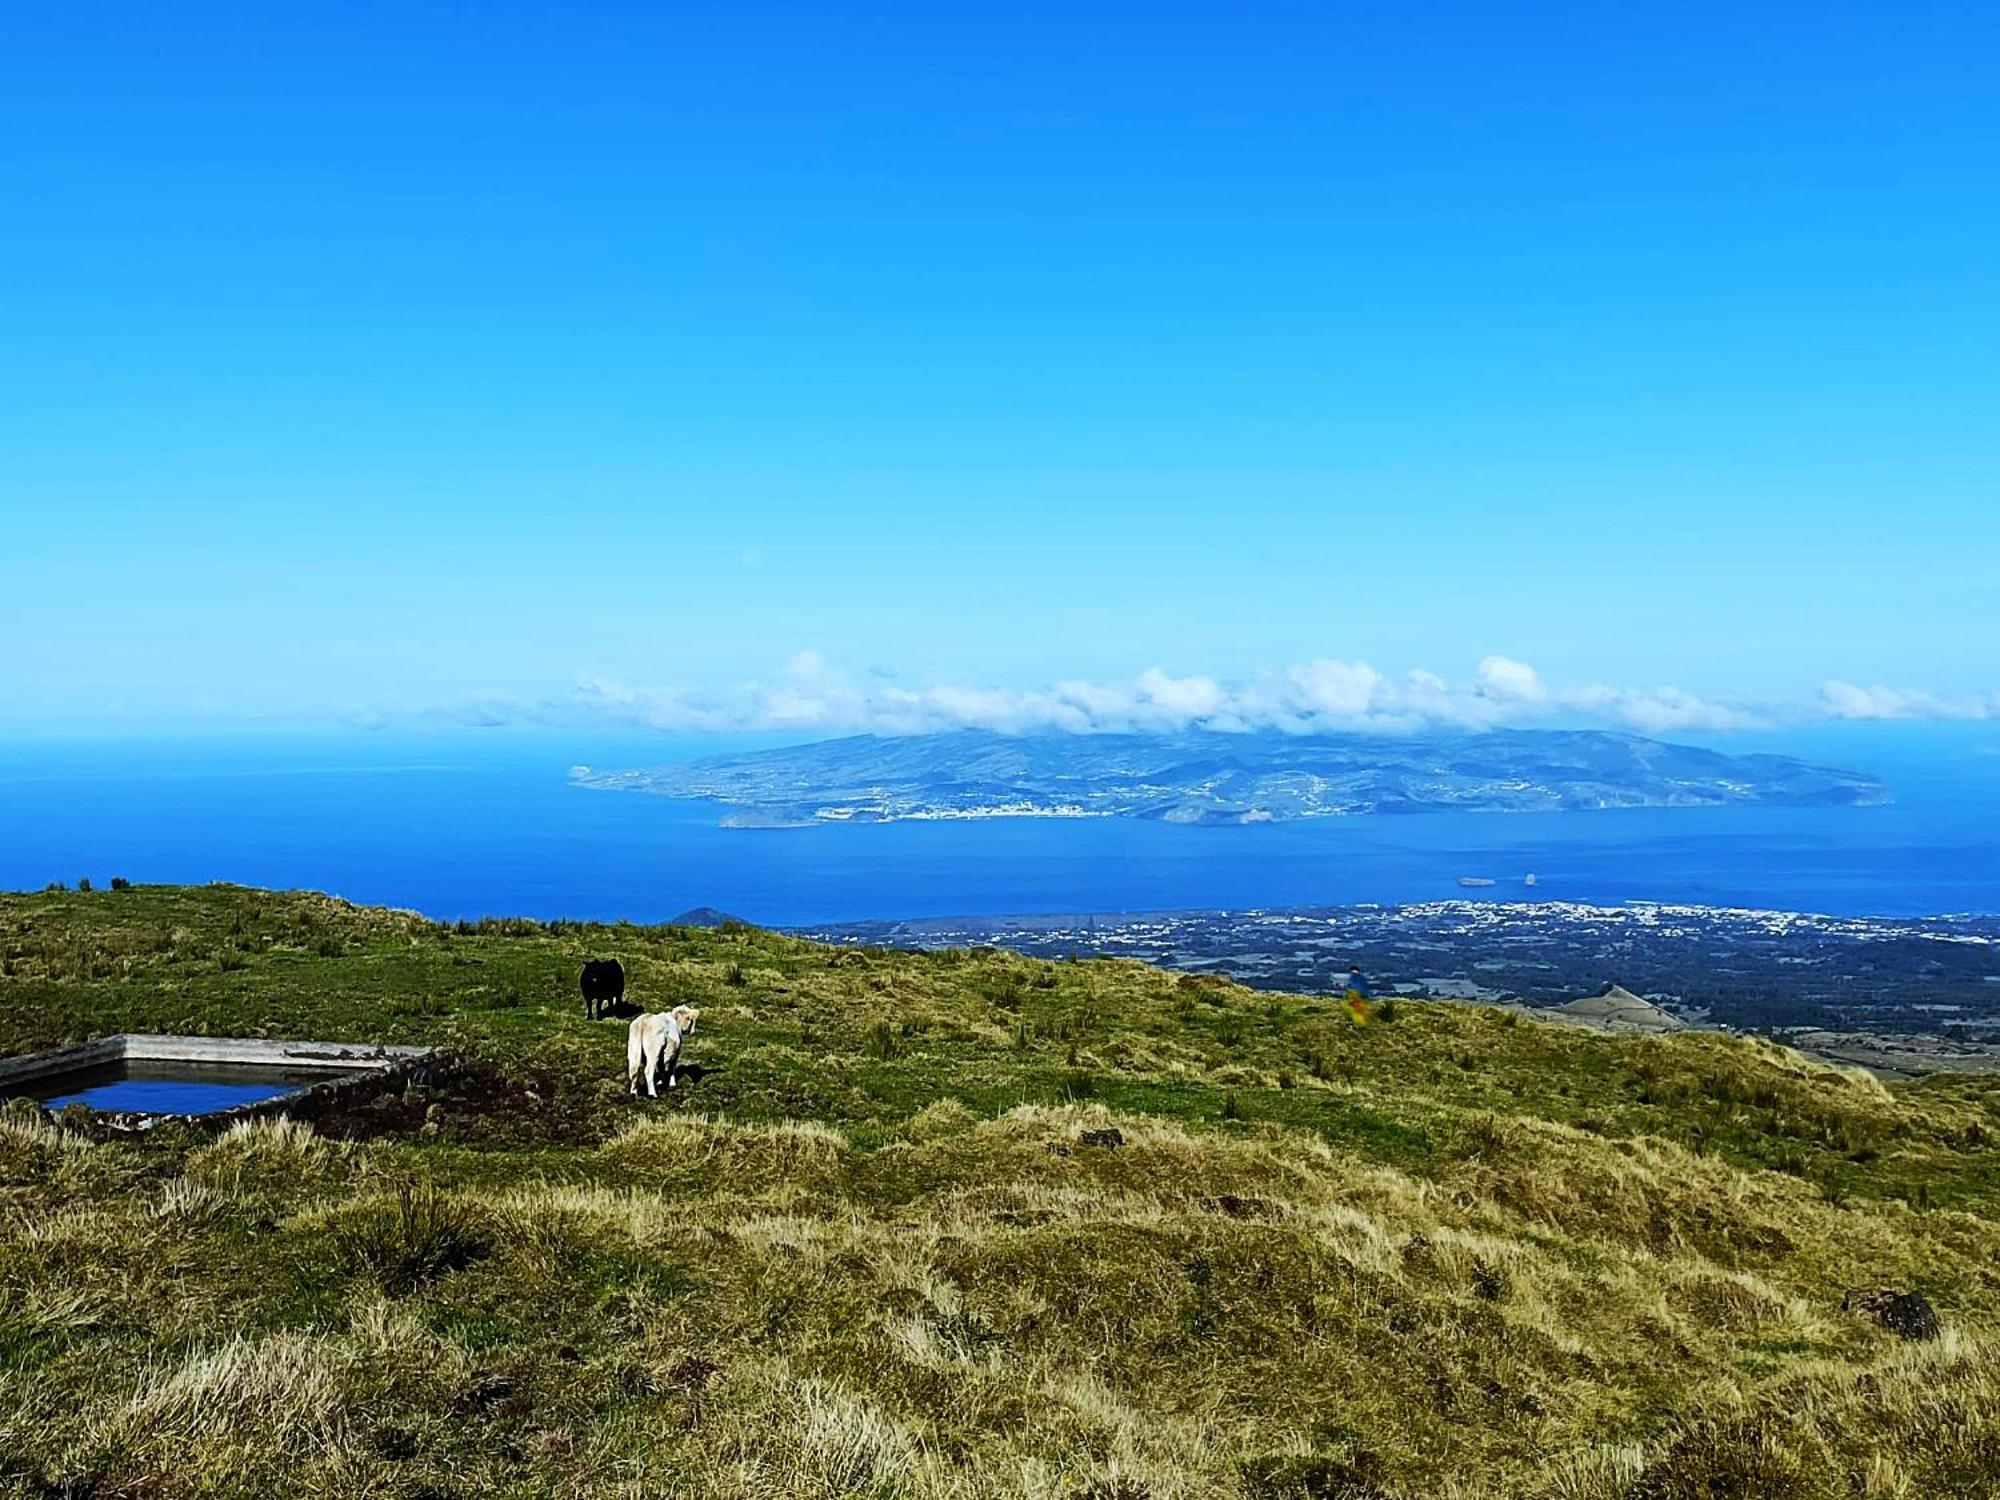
[2,726,1998,924]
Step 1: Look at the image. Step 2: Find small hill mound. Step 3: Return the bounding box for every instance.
[1552,981,1688,1032]
[667,905,752,929]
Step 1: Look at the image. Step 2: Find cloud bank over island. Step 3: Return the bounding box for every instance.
[416,653,1998,739]
[1818,681,2000,722]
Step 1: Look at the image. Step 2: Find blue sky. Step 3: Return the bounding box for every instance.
[4,2,1997,734]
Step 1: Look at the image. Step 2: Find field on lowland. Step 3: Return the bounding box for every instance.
[3,884,2000,1499]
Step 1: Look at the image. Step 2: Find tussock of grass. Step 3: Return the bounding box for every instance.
[325,1182,494,1296]
[601,1113,852,1193]
[0,1099,130,1197]
[187,1114,353,1204]
[117,1333,352,1459]
[901,1097,979,1140]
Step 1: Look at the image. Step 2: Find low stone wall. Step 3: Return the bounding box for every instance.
[117,1034,434,1071]
[0,1037,122,1090]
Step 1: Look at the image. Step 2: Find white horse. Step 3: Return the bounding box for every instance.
[627,1006,701,1097]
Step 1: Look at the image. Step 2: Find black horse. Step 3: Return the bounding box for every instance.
[579,958,626,1020]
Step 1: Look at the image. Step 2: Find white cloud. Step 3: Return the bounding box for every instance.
[466,659,1994,739]
[1135,667,1225,721]
[1567,683,1766,734]
[1286,659,1384,717]
[1476,655,1546,703]
[1819,681,1998,721]
[556,656,1767,737]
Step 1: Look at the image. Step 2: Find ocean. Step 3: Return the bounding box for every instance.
[2,725,1998,924]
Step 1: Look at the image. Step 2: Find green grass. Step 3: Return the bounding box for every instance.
[1,882,1998,1497]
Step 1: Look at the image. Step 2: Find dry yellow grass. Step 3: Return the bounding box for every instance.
[1,884,1998,1496]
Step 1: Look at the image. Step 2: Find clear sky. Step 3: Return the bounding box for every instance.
[4,2,1997,734]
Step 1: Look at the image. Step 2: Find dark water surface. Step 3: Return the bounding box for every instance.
[2,726,1998,924]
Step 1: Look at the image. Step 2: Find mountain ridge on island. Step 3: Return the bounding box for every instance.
[571,726,1886,826]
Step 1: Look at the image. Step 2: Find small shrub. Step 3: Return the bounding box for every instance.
[1307,1048,1354,1085]
[1058,1068,1097,1101]
[58,1101,96,1132]
[331,1183,493,1296]
[1078,1473,1152,1500]
[1629,1418,1811,1500]
[726,962,747,987]
[109,876,131,891]
[1219,1091,1243,1122]
[315,936,345,958]
[1457,1113,1510,1162]
[76,877,92,893]
[1239,1452,1387,1499]
[864,1020,901,1061]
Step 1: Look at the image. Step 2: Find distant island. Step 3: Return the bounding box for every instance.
[570,727,1886,826]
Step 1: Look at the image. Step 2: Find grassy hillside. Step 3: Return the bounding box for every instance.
[2,883,1998,1498]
